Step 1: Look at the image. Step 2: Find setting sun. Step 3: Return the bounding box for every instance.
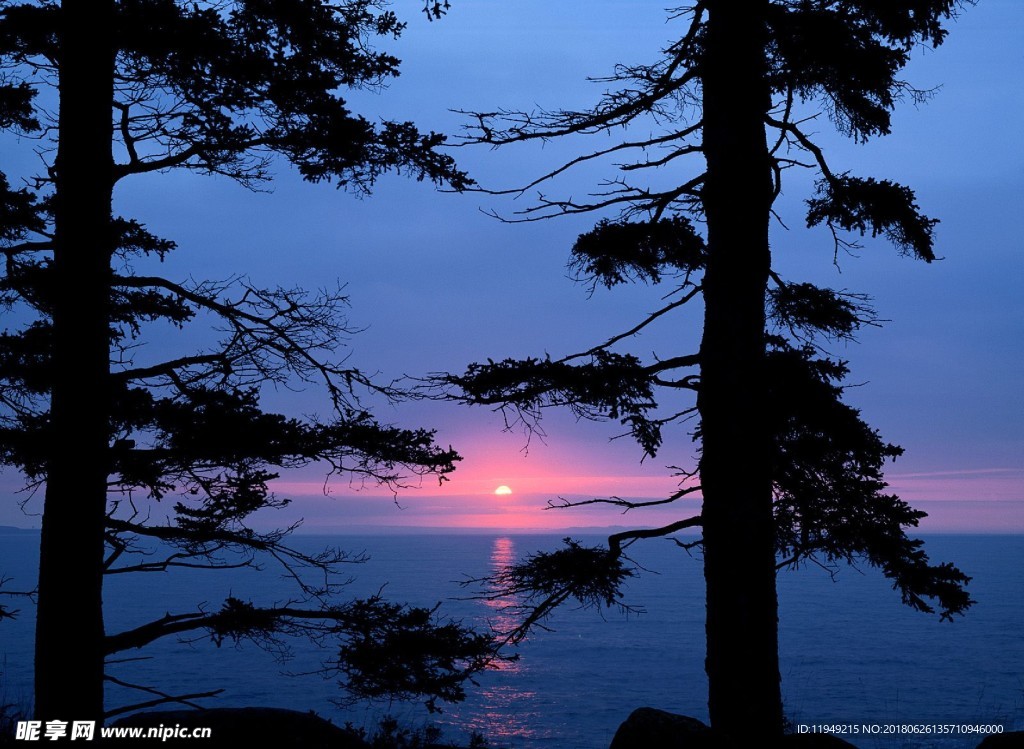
[494,485,512,495]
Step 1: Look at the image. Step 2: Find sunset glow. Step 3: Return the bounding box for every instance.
[494,485,513,495]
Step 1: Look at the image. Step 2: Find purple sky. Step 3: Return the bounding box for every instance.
[2,1,1021,532]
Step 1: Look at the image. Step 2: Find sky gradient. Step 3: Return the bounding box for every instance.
[2,1,1021,533]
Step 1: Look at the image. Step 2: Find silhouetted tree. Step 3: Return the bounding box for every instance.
[442,0,974,737]
[0,574,30,622]
[0,0,494,723]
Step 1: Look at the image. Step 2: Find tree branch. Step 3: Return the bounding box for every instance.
[103,674,224,718]
[560,288,702,363]
[608,515,703,555]
[548,484,701,513]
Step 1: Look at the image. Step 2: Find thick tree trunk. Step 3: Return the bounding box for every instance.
[698,0,783,737]
[35,0,115,722]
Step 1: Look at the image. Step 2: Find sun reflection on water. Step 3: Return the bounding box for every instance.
[483,536,522,673]
[456,536,542,744]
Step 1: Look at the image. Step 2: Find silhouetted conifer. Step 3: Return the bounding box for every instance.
[442,1,974,737]
[0,0,492,722]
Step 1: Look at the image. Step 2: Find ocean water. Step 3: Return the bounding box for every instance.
[0,531,1021,748]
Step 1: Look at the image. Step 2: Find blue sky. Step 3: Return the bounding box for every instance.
[2,0,1021,531]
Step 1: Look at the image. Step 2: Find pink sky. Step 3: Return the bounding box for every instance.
[263,462,1024,534]
[1,413,1019,532]
[3,3,1021,542]
[252,413,1024,533]
[1,456,1020,533]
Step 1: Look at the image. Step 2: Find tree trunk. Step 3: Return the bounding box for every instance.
[35,0,115,722]
[698,0,783,737]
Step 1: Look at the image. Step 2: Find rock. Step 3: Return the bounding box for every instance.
[608,708,865,748]
[978,733,1024,748]
[609,708,733,749]
[109,707,368,748]
[779,735,859,748]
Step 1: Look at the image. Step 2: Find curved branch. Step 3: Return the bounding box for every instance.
[113,353,231,383]
[103,675,224,719]
[466,125,702,199]
[461,65,699,146]
[765,115,840,185]
[547,484,701,513]
[608,515,703,555]
[115,274,388,407]
[561,288,702,363]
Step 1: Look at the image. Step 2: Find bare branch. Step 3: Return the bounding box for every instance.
[112,274,396,409]
[608,515,703,555]
[460,64,700,146]
[103,675,224,718]
[547,484,701,513]
[112,353,232,383]
[466,125,702,199]
[765,115,840,186]
[1,241,52,255]
[560,288,702,363]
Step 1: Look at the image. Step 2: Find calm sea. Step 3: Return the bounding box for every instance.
[1,532,1021,748]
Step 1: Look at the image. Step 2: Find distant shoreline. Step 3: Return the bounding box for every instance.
[2,524,1020,537]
